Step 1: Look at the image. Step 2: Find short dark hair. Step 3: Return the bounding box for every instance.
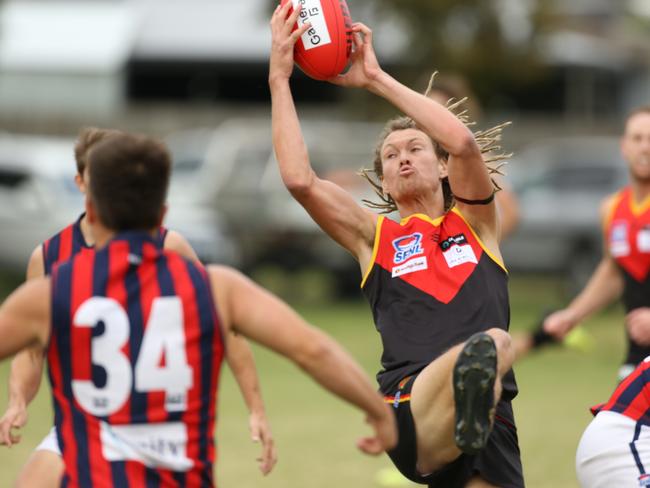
[74,127,123,175]
[87,133,171,231]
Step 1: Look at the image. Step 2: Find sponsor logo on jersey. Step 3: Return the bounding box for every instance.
[439,234,468,251]
[610,221,630,257]
[392,233,424,264]
[440,234,478,268]
[100,421,193,471]
[638,225,650,253]
[392,256,428,278]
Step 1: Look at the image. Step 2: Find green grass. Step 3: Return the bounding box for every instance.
[0,273,627,487]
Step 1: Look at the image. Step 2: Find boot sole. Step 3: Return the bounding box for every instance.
[453,332,497,455]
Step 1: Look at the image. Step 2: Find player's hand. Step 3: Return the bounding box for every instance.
[626,308,650,346]
[543,308,578,340]
[269,1,311,83]
[356,404,397,455]
[249,411,277,475]
[0,402,28,447]
[329,23,382,90]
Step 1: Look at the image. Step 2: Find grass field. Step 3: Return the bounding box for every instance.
[0,272,625,487]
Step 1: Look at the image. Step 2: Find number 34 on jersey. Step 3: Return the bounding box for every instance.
[71,296,193,417]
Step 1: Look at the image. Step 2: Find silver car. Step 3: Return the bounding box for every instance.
[0,132,238,273]
[165,118,381,288]
[501,136,628,293]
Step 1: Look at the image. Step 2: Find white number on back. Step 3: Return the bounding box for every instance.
[71,296,193,416]
[135,297,193,412]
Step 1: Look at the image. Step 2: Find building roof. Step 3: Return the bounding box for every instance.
[0,1,136,73]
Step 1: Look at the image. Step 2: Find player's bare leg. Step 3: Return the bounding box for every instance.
[14,450,63,488]
[409,328,515,475]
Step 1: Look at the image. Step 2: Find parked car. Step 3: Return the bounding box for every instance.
[0,132,238,273]
[501,136,628,293]
[0,134,79,272]
[168,123,633,296]
[165,117,383,295]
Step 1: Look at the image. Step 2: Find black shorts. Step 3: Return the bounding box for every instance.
[384,375,525,488]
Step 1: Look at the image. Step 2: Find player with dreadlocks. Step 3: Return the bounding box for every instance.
[269,6,523,487]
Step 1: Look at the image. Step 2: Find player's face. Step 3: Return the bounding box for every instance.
[380,128,446,202]
[622,112,650,183]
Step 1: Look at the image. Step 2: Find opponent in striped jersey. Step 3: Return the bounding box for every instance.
[271,9,521,487]
[41,214,167,275]
[0,131,396,486]
[545,106,650,381]
[576,357,650,487]
[0,128,276,488]
[50,230,225,487]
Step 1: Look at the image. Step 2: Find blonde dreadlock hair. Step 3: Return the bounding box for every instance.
[358,72,512,214]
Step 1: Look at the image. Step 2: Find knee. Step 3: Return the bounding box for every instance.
[485,328,512,351]
[485,328,515,369]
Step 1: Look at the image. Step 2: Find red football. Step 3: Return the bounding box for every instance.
[281,0,353,80]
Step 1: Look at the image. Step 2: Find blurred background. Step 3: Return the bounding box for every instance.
[0,0,649,486]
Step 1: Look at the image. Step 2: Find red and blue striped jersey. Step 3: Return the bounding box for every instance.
[592,357,650,424]
[48,231,224,487]
[42,214,169,275]
[42,215,93,275]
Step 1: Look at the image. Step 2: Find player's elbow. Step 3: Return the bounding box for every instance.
[291,332,336,372]
[448,130,481,159]
[283,172,316,200]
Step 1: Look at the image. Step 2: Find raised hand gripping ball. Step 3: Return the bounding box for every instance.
[281,0,353,80]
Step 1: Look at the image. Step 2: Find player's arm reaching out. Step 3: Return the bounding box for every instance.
[219,333,276,473]
[329,23,499,254]
[270,5,499,264]
[0,278,51,446]
[0,246,46,447]
[269,2,378,271]
[163,229,277,473]
[209,265,397,455]
[544,195,624,340]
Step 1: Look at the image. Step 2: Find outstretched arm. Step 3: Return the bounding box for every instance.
[544,256,622,340]
[0,277,51,446]
[209,265,397,455]
[223,333,276,475]
[544,195,623,339]
[1,246,46,447]
[331,24,497,243]
[269,3,377,265]
[163,230,276,473]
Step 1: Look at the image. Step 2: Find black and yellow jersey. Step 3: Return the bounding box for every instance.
[361,207,516,402]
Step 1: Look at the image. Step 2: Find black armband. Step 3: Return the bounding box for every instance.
[453,191,496,206]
